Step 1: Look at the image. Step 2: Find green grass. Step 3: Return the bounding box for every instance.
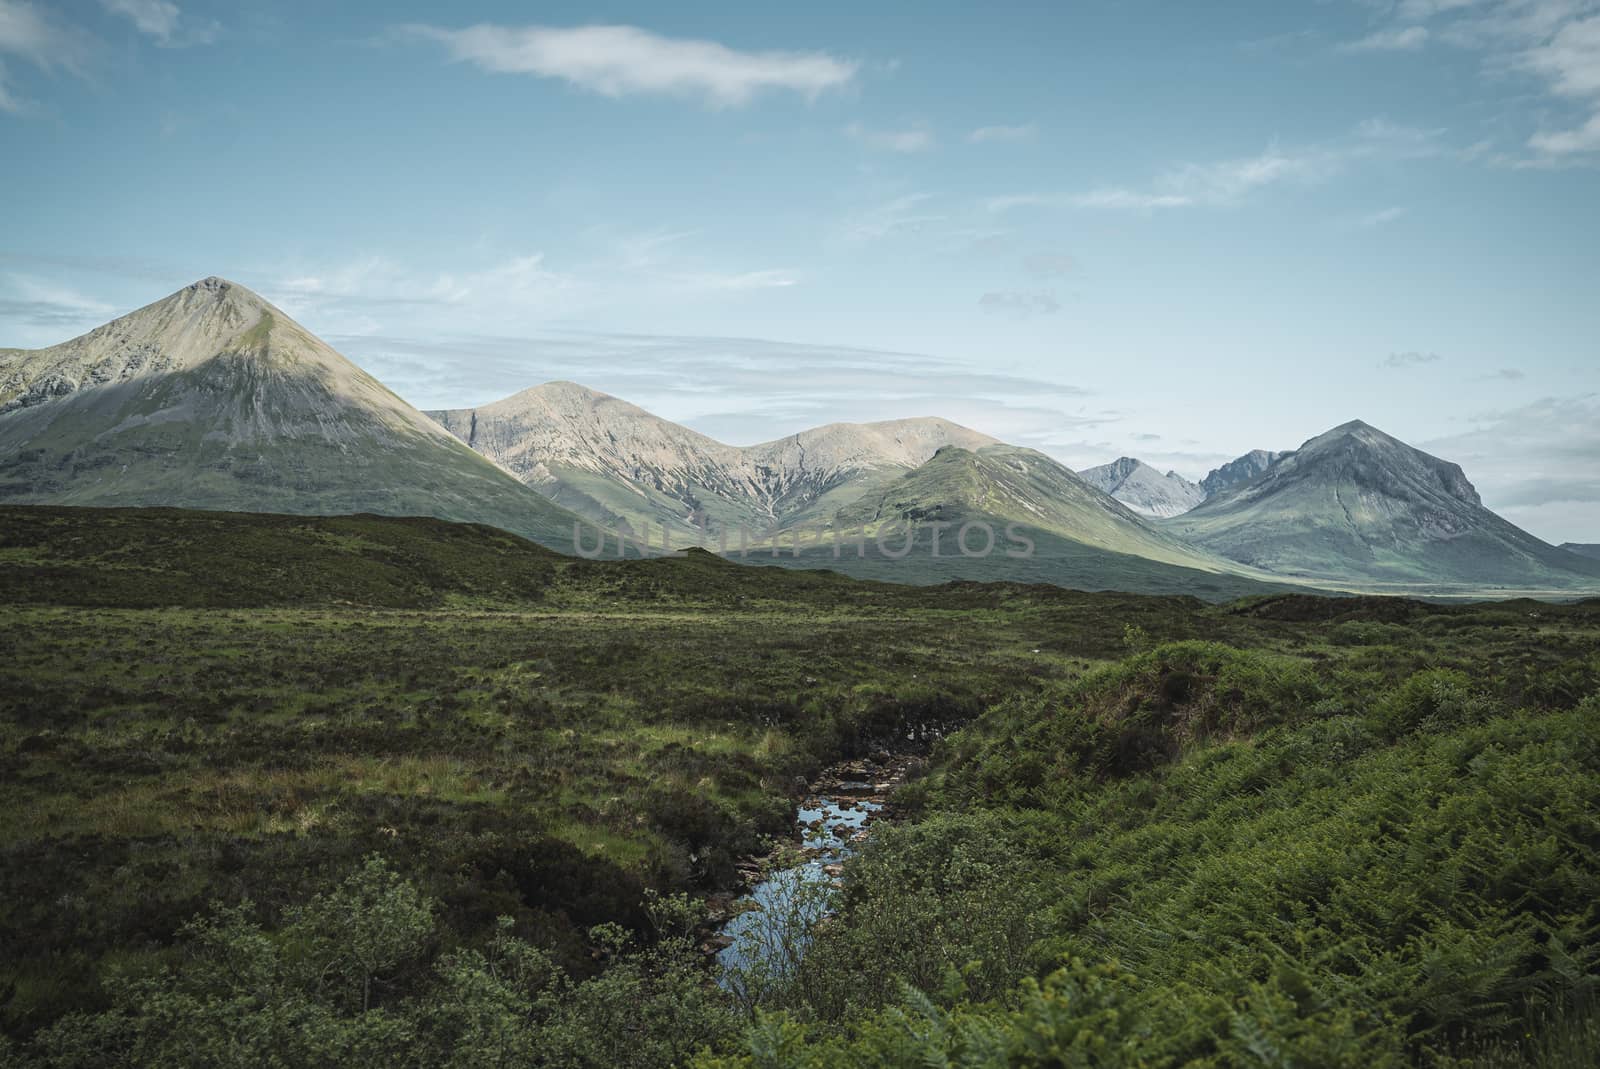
[3,504,1598,1067]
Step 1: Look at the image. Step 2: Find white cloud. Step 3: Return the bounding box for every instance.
[1422,395,1600,544]
[264,254,572,338]
[844,121,934,152]
[99,0,218,47]
[321,325,1099,450]
[101,0,178,41]
[968,123,1036,143]
[1357,205,1408,226]
[0,0,88,72]
[1341,25,1431,50]
[1529,110,1600,152]
[1520,14,1600,97]
[402,22,858,107]
[0,273,118,344]
[0,60,21,113]
[1070,189,1198,210]
[1349,0,1600,160]
[986,119,1444,214]
[1518,14,1600,154]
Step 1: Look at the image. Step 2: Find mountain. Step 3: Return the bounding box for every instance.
[1165,420,1600,592]
[1560,543,1600,561]
[428,382,997,538]
[1200,449,1285,497]
[1077,457,1205,518]
[0,278,586,547]
[757,444,1291,600]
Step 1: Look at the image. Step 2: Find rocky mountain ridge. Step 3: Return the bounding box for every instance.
[1165,420,1600,590]
[429,383,997,537]
[1077,457,1206,518]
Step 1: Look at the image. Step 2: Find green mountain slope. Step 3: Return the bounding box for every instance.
[748,444,1295,600]
[1165,419,1600,593]
[0,278,588,549]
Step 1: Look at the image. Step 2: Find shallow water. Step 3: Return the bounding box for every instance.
[716,795,882,979]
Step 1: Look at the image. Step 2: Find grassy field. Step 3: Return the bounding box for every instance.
[2,505,1598,1067]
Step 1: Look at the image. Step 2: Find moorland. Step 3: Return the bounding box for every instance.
[1,505,1597,1067]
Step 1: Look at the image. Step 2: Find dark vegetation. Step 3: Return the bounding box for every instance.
[2,505,1597,1067]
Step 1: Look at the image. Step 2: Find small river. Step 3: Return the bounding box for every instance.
[713,753,916,989]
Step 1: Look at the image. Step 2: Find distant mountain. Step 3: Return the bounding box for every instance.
[0,278,586,547]
[429,383,997,538]
[1201,449,1285,497]
[1077,457,1205,518]
[760,444,1289,600]
[1166,420,1600,592]
[1561,543,1600,561]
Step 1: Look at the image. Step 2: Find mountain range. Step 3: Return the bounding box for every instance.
[427,383,996,539]
[2,278,1595,598]
[1078,450,1287,518]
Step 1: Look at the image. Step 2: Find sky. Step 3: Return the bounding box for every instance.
[1,0,1597,542]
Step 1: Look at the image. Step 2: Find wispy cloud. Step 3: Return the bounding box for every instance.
[1341,25,1431,51]
[1518,13,1600,156]
[0,0,92,110]
[0,0,87,70]
[1356,205,1408,227]
[320,325,1101,454]
[0,273,117,343]
[101,0,175,40]
[837,192,945,243]
[967,123,1036,143]
[987,118,1445,213]
[844,121,934,152]
[1423,395,1600,543]
[1382,350,1443,368]
[1345,1,1600,161]
[0,61,20,113]
[100,0,218,47]
[251,232,805,345]
[1067,189,1198,210]
[1528,111,1600,153]
[400,23,858,107]
[978,290,1061,318]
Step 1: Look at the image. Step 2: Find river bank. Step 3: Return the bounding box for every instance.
[702,750,924,978]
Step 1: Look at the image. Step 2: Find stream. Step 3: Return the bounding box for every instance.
[710,752,919,986]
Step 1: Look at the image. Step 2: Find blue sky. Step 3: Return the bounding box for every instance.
[2,0,1597,541]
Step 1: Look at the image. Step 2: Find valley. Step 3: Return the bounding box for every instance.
[10,3,1599,1063]
[4,278,1595,601]
[1,506,1597,1067]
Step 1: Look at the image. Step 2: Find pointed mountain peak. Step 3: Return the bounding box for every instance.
[1103,456,1146,477]
[166,275,270,314]
[532,379,612,399]
[1076,456,1205,518]
[1308,419,1396,448]
[89,275,283,354]
[1238,420,1481,512]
